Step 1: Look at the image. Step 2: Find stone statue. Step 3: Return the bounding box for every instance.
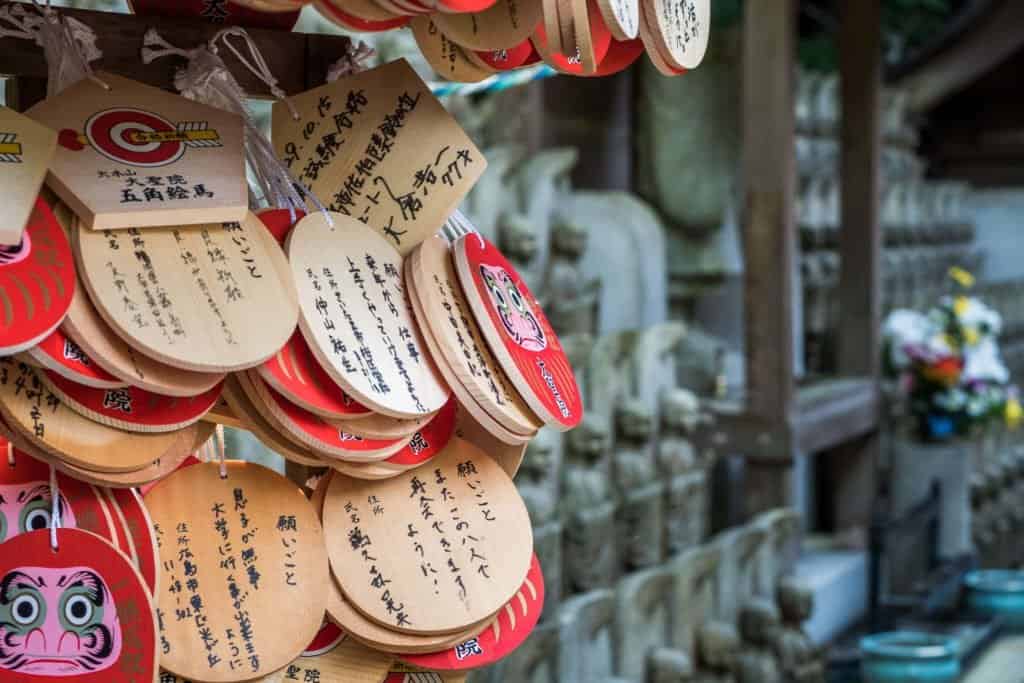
[499,211,540,272]
[734,600,783,683]
[562,415,616,591]
[613,397,663,570]
[519,428,563,620]
[544,215,601,338]
[648,649,696,682]
[775,578,825,683]
[659,389,707,555]
[695,622,740,683]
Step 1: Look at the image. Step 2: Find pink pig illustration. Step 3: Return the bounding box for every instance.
[0,567,122,676]
[478,264,547,352]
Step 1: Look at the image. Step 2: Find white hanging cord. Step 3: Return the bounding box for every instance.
[326,41,375,83]
[216,424,227,480]
[6,442,14,468]
[141,27,331,225]
[0,1,107,96]
[48,465,61,551]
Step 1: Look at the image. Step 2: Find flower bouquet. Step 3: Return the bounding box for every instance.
[883,270,1020,441]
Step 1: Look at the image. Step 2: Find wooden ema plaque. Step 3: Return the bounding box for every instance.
[411,18,492,84]
[0,196,76,356]
[41,370,222,434]
[221,376,328,469]
[1,446,116,546]
[272,60,486,256]
[0,528,159,682]
[287,212,449,419]
[409,236,539,438]
[453,407,529,479]
[256,637,394,683]
[335,409,433,442]
[104,488,137,564]
[74,211,298,373]
[532,0,613,74]
[108,488,161,598]
[406,263,533,448]
[127,0,301,30]
[399,554,543,670]
[434,0,543,50]
[314,0,409,32]
[638,3,686,76]
[452,235,583,431]
[0,107,57,246]
[258,330,372,421]
[470,40,539,71]
[643,0,709,70]
[595,0,638,40]
[147,461,330,682]
[0,360,187,474]
[323,438,533,635]
[26,328,126,390]
[243,371,407,463]
[26,72,247,231]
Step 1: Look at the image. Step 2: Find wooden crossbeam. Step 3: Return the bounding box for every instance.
[0,2,351,98]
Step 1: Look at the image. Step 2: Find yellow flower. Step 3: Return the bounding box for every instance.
[953,295,969,317]
[1006,397,1022,430]
[949,266,975,289]
[964,326,980,346]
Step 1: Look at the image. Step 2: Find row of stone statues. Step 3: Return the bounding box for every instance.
[971,429,1024,570]
[471,508,824,683]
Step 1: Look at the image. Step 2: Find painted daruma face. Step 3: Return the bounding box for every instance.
[0,567,122,676]
[0,483,76,543]
[478,264,547,352]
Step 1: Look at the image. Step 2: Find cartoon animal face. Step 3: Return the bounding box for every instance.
[479,265,547,352]
[0,483,76,544]
[0,567,121,676]
[0,232,30,267]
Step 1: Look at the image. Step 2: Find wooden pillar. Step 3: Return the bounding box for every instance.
[741,0,797,515]
[829,0,883,532]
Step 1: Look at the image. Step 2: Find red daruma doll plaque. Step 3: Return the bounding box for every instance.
[0,528,158,682]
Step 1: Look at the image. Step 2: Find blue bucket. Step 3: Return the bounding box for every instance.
[964,569,1024,630]
[861,631,959,683]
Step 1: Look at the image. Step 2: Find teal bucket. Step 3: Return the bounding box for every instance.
[964,569,1024,630]
[860,632,960,683]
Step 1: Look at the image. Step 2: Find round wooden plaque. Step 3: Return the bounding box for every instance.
[0,527,159,683]
[645,0,709,70]
[287,212,449,419]
[434,0,543,51]
[1,446,117,546]
[469,39,537,70]
[453,407,529,479]
[0,360,184,473]
[128,0,301,29]
[332,408,432,441]
[398,554,543,670]
[258,330,372,421]
[75,211,299,373]
[104,487,137,564]
[452,235,582,431]
[406,265,533,448]
[147,461,330,682]
[532,0,613,73]
[109,487,161,597]
[408,236,539,437]
[41,370,223,433]
[221,375,328,468]
[411,17,494,84]
[244,371,407,463]
[26,327,127,389]
[639,3,686,76]
[581,37,644,76]
[0,195,76,355]
[320,0,405,23]
[304,621,347,657]
[382,397,457,468]
[315,0,410,31]
[55,423,208,490]
[323,438,533,635]
[594,0,638,40]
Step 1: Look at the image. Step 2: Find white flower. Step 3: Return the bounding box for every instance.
[963,336,1010,384]
[883,309,936,367]
[957,297,1003,338]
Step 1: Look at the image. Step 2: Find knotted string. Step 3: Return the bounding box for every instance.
[215,424,227,479]
[48,464,61,551]
[6,441,14,468]
[142,27,330,224]
[0,0,106,96]
[326,41,375,83]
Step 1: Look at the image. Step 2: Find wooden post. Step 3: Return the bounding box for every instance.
[830,0,883,532]
[741,0,797,514]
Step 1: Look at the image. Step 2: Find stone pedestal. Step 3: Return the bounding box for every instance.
[890,436,972,558]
